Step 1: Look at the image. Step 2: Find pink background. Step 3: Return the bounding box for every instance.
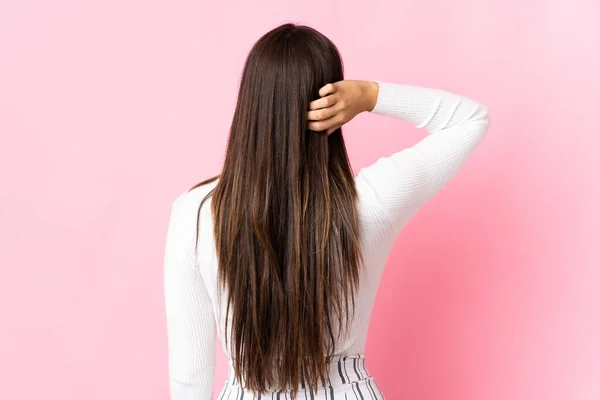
[1,1,599,399]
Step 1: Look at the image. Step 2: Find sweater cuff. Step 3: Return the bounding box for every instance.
[371,80,404,116]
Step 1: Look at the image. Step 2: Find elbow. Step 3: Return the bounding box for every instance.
[472,103,491,134]
[477,104,491,126]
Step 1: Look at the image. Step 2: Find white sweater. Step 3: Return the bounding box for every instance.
[163,81,491,399]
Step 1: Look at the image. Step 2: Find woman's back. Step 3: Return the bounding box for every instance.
[164,81,490,399]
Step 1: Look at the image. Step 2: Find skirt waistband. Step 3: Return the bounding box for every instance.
[227,353,372,391]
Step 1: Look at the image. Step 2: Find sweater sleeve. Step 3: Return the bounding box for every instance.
[163,193,216,400]
[355,81,491,236]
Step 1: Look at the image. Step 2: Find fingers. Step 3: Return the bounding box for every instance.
[308,82,338,110]
[307,102,338,122]
[309,92,338,111]
[307,113,342,132]
[306,82,341,133]
[319,82,336,97]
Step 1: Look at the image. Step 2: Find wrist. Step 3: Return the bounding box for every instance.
[362,80,379,112]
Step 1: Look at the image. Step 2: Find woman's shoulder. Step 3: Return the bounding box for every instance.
[170,177,220,215]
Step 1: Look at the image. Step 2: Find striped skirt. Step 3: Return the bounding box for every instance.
[216,353,385,399]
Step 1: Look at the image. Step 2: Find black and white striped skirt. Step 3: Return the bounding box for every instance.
[217,353,386,399]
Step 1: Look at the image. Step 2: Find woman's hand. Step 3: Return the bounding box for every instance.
[307,80,379,135]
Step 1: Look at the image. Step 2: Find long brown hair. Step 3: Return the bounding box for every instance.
[189,23,363,397]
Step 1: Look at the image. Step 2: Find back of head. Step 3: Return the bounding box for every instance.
[191,23,363,397]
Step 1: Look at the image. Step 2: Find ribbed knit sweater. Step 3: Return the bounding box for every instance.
[163,81,491,399]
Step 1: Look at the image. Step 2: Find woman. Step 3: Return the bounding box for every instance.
[163,23,490,400]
